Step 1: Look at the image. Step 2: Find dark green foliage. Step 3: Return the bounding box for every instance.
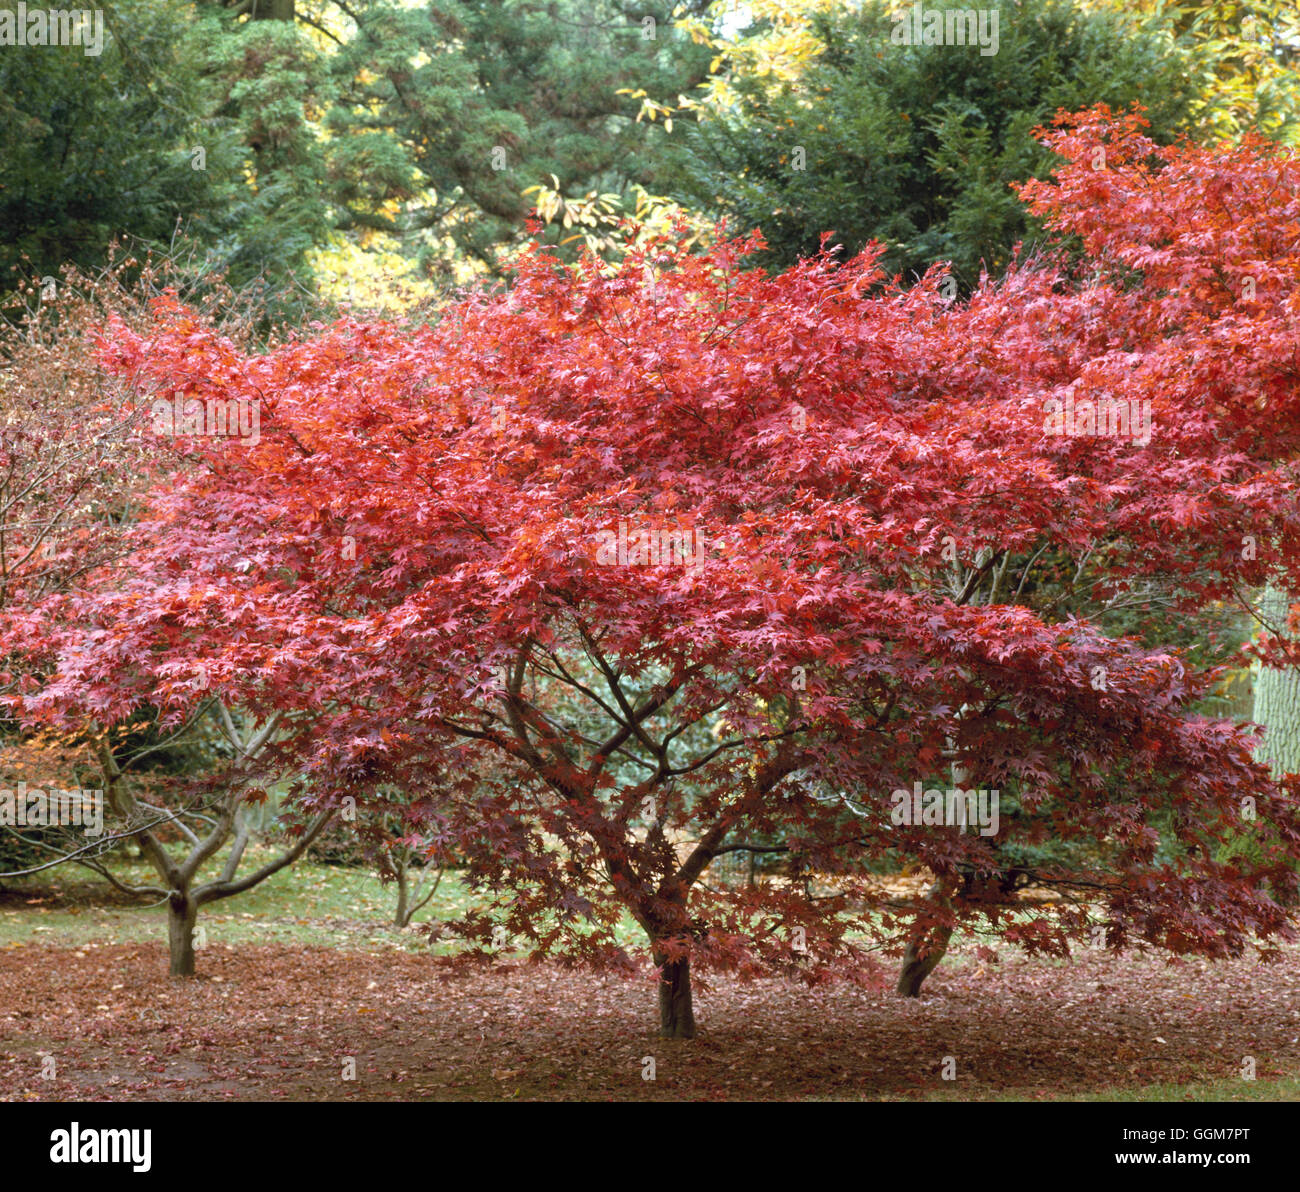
[327,0,715,273]
[2,0,715,307]
[186,8,335,304]
[0,0,223,284]
[665,0,1199,284]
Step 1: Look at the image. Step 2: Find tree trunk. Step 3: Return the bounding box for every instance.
[251,0,295,19]
[898,868,959,997]
[896,920,954,997]
[1254,585,1300,777]
[168,892,198,977]
[654,948,696,1039]
[393,863,409,927]
[897,754,969,997]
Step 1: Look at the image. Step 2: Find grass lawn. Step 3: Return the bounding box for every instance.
[3,850,475,953]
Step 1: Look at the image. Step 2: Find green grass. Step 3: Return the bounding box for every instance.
[0,854,1127,976]
[896,1075,1300,1102]
[0,849,1027,961]
[1,849,479,953]
[0,846,653,955]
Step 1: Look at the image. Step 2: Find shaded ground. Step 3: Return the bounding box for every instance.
[2,942,1297,1101]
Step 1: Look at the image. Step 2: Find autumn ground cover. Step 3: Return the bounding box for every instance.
[2,861,1297,1102]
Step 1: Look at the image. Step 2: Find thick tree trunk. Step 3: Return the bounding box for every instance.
[654,949,696,1039]
[1254,585,1300,777]
[251,0,295,20]
[167,892,198,977]
[897,753,970,997]
[896,920,954,997]
[898,865,960,997]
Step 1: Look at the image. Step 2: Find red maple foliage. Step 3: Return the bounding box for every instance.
[1018,109,1300,683]
[9,109,1300,1038]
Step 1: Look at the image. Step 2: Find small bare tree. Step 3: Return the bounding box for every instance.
[388,833,444,928]
[98,704,333,975]
[2,703,332,976]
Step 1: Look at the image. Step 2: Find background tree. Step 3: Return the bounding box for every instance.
[306,786,448,927]
[90,706,332,977]
[7,656,336,977]
[0,0,226,289]
[2,0,722,313]
[661,0,1199,283]
[1088,0,1300,144]
[192,0,720,286]
[0,248,266,693]
[0,252,329,972]
[317,0,717,275]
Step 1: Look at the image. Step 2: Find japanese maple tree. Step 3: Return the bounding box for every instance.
[12,111,1300,1035]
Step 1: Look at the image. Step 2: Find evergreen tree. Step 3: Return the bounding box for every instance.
[664,0,1199,284]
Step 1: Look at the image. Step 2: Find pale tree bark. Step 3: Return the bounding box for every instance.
[1253,584,1300,778]
[391,845,443,928]
[94,704,333,977]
